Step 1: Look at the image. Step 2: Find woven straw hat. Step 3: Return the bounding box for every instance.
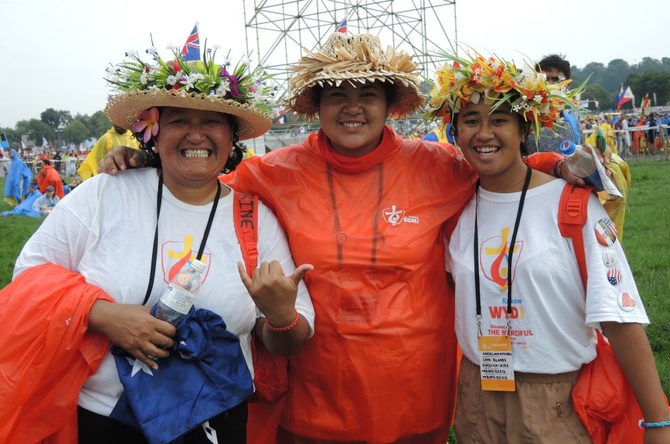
[286,33,424,119]
[106,89,272,141]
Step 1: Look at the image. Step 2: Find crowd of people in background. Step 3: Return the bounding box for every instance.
[0,148,87,179]
[413,111,670,158]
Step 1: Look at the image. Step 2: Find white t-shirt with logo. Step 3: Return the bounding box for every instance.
[14,168,314,415]
[447,179,648,373]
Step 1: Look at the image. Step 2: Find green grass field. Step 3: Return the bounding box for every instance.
[1,161,669,399]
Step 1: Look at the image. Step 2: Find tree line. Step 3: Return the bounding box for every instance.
[572,56,670,112]
[2,56,670,151]
[1,109,113,152]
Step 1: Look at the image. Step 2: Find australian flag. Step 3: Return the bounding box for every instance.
[110,307,253,444]
[181,23,200,61]
[337,18,347,33]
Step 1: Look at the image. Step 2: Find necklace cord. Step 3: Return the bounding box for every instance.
[473,166,532,335]
[142,173,221,305]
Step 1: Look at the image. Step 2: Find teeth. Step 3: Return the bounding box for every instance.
[475,147,498,155]
[341,122,363,128]
[182,149,210,158]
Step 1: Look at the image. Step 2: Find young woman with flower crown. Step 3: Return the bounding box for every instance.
[428,52,670,443]
[2,43,315,443]
[100,33,577,444]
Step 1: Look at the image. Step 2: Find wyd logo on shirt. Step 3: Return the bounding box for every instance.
[480,227,523,291]
[162,236,211,284]
[382,205,419,226]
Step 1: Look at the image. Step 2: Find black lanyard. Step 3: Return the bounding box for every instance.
[473,166,531,336]
[141,173,221,305]
[326,163,384,265]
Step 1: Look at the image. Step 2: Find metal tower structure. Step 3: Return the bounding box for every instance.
[242,0,457,109]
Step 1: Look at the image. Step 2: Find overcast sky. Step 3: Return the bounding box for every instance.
[1,0,667,129]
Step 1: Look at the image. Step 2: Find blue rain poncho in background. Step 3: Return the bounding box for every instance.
[1,188,41,217]
[4,149,32,204]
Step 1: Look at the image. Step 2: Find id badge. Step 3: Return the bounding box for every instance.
[478,335,515,391]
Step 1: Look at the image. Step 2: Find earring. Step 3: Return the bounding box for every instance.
[229,151,235,158]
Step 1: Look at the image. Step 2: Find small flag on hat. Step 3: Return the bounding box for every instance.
[337,18,347,33]
[181,23,200,61]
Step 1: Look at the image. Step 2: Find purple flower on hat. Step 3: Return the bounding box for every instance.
[220,67,240,97]
[133,107,160,143]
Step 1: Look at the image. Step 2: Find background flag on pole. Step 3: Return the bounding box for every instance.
[616,84,624,107]
[617,86,634,109]
[337,18,347,33]
[641,93,651,113]
[181,23,200,61]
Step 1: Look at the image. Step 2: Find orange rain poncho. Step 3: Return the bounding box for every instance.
[0,263,112,443]
[228,127,473,442]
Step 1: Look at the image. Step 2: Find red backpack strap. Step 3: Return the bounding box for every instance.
[233,191,289,403]
[233,192,259,276]
[558,183,593,288]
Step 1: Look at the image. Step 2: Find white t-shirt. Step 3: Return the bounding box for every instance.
[447,179,648,374]
[14,168,315,415]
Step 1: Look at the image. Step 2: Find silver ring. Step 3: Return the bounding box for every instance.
[143,351,158,361]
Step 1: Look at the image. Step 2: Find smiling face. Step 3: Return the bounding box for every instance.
[318,81,389,157]
[455,101,529,191]
[154,107,233,199]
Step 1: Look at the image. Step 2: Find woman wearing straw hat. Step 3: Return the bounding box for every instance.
[6,43,314,443]
[101,33,568,443]
[427,51,670,444]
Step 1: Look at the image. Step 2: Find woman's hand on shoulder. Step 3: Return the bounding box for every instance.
[98,146,147,175]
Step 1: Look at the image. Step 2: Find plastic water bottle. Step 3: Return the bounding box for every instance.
[559,140,605,190]
[154,259,206,326]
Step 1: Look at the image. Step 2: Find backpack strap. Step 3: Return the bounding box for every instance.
[558,183,593,288]
[233,191,289,402]
[233,192,259,276]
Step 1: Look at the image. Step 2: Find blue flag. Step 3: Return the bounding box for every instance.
[181,23,200,61]
[110,307,253,444]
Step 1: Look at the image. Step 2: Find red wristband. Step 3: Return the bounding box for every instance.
[265,311,299,332]
[555,159,564,178]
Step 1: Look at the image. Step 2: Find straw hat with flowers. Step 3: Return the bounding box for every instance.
[105,45,275,142]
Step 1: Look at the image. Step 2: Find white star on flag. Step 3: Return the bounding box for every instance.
[125,356,154,377]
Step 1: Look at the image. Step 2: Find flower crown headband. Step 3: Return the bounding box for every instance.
[105,42,276,142]
[426,50,587,139]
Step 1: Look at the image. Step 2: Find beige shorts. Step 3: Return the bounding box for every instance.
[454,357,592,444]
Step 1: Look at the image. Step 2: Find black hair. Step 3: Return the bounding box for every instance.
[134,110,244,174]
[536,54,571,80]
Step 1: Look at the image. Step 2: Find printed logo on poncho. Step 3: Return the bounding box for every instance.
[382,205,419,226]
